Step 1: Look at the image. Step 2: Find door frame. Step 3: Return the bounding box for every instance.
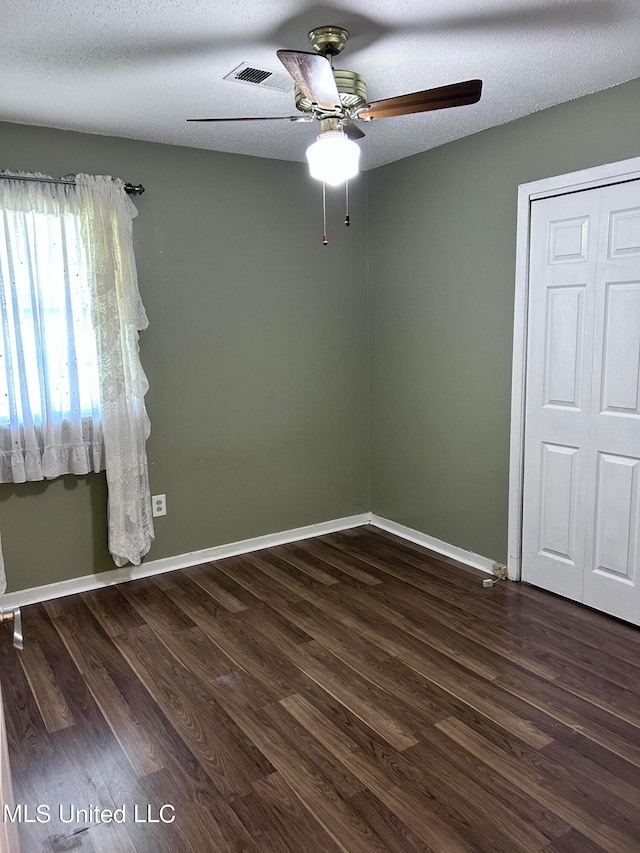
[0,689,20,852]
[507,155,640,581]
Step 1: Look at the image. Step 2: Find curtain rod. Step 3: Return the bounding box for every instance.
[0,172,145,195]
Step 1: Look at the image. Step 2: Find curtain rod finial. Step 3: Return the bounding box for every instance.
[124,183,145,195]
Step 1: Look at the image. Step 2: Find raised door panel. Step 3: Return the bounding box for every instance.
[543,285,586,410]
[538,443,580,566]
[549,216,590,263]
[608,206,640,258]
[593,453,639,582]
[599,281,640,418]
[584,450,640,622]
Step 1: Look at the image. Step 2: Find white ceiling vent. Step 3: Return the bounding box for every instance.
[223,62,293,93]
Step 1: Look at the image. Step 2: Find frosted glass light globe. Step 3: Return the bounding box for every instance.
[306,131,360,186]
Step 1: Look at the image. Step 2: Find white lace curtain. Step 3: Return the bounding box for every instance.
[0,172,154,570]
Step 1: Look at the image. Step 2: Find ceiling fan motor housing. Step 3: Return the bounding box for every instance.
[295,70,367,114]
[307,26,349,56]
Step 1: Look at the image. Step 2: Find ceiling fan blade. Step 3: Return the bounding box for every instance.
[277,50,341,110]
[343,121,366,140]
[358,79,482,120]
[187,115,312,123]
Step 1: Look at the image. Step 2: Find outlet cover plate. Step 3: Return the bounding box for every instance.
[152,494,167,517]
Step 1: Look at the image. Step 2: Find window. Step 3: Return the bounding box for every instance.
[0,207,101,425]
[0,188,104,485]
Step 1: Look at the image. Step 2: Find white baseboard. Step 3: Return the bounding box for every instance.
[1,511,495,609]
[0,513,371,609]
[369,514,494,574]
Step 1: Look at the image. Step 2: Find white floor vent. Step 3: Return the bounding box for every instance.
[223,62,293,93]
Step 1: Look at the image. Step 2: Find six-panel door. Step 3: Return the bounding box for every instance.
[522,180,640,626]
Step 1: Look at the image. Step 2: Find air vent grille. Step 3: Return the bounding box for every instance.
[224,62,293,93]
[237,67,272,85]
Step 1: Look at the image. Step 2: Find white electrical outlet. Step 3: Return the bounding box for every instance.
[152,494,167,517]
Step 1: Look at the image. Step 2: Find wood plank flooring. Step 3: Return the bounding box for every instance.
[2,525,640,852]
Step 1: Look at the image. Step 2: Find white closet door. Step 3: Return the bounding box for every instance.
[523,179,640,626]
[522,188,599,601]
[582,181,640,622]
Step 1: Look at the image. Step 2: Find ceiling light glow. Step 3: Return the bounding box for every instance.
[306,131,360,186]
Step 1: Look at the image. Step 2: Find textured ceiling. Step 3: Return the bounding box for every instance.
[2,0,640,170]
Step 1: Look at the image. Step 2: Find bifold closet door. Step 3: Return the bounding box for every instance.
[582,181,640,623]
[522,179,640,626]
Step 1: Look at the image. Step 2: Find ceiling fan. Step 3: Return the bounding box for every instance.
[189,26,482,241]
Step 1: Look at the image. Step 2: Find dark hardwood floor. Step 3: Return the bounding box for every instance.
[2,525,640,852]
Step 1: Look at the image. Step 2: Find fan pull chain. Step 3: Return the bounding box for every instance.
[345,179,350,227]
[322,181,328,245]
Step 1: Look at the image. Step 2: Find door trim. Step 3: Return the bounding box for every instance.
[507,155,640,581]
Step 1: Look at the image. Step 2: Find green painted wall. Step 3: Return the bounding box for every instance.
[368,78,640,563]
[2,77,640,593]
[0,123,369,592]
